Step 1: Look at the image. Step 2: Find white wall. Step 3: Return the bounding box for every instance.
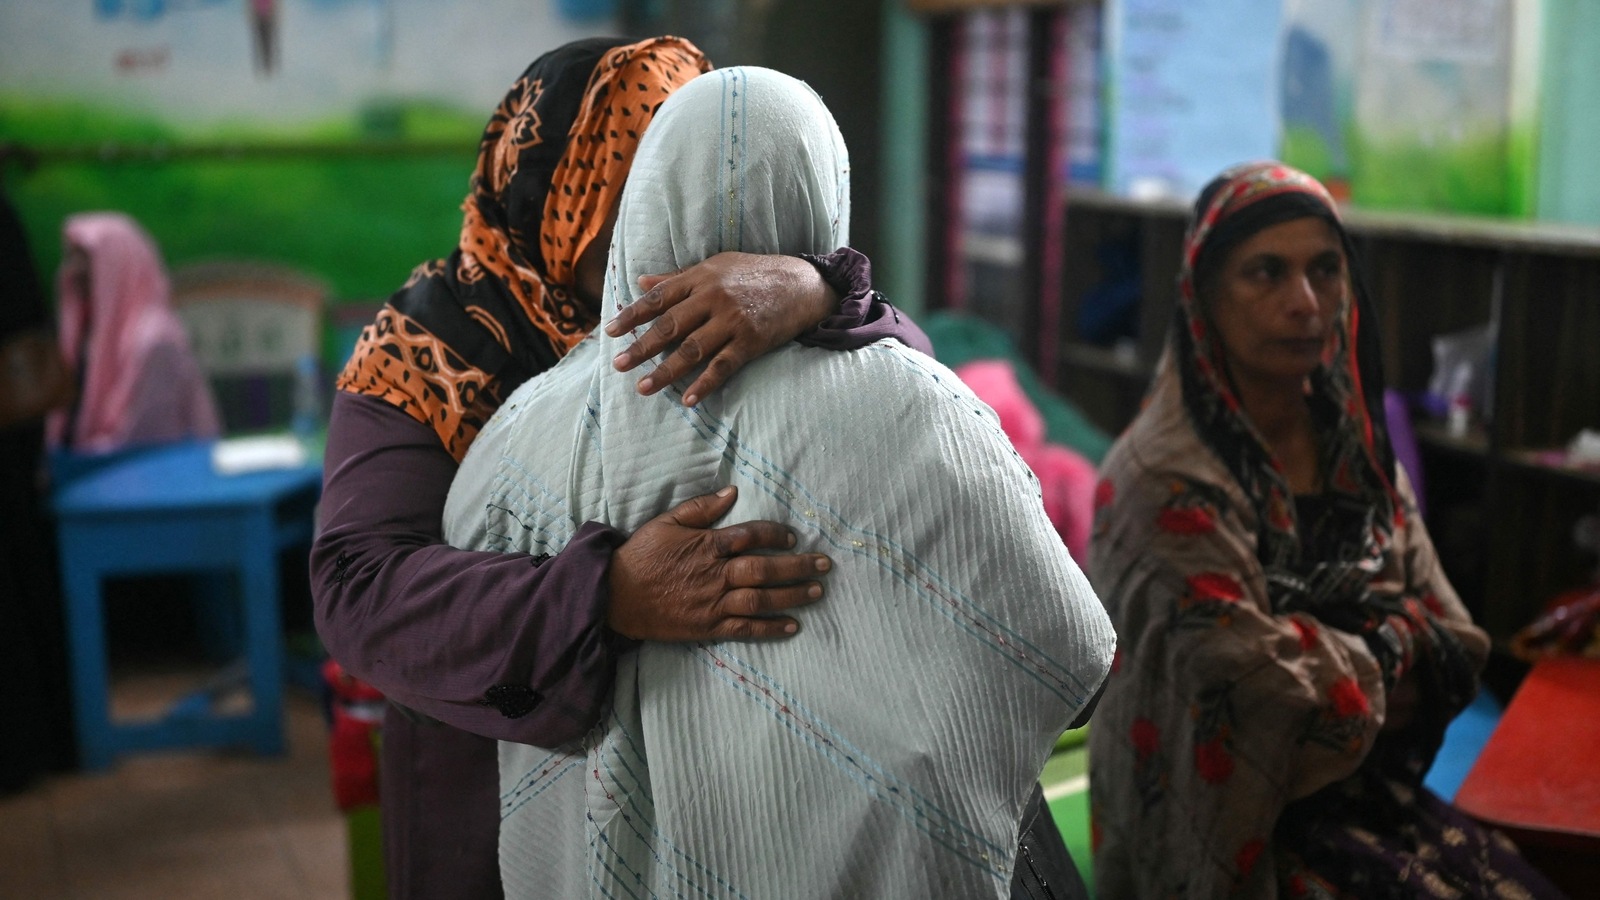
[0,0,616,130]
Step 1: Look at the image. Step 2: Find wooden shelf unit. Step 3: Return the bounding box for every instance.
[1054,187,1600,644]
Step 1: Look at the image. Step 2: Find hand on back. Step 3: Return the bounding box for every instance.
[607,486,832,642]
[604,251,836,406]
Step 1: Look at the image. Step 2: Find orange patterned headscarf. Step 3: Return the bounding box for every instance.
[337,37,711,460]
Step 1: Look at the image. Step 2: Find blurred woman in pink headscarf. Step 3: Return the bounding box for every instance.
[48,212,219,454]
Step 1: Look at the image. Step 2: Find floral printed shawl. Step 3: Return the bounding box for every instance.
[1086,162,1497,898]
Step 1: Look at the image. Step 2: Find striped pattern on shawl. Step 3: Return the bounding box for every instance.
[443,67,1114,900]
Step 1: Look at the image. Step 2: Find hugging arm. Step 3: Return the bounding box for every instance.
[312,392,629,745]
[314,394,833,744]
[314,248,910,746]
[607,247,930,405]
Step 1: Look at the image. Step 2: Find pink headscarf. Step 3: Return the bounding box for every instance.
[48,213,219,453]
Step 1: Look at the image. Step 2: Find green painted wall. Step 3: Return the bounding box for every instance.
[1537,0,1600,225]
[878,3,928,316]
[1,98,479,307]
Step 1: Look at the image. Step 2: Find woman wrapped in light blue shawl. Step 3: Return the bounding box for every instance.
[444,66,1114,900]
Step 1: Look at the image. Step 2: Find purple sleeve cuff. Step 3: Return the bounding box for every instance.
[795,247,933,356]
[311,391,628,747]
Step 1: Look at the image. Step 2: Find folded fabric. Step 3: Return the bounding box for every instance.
[444,67,1114,900]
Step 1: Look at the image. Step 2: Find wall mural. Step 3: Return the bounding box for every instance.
[0,0,612,323]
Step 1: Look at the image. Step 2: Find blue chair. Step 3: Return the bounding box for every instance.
[52,440,321,770]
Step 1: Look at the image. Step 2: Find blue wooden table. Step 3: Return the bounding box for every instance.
[52,440,322,770]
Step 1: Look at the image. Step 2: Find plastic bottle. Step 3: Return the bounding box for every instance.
[1446,360,1473,439]
[291,353,322,447]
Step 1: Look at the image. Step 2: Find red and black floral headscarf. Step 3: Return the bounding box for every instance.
[337,36,710,461]
[1173,161,1399,571]
[1171,161,1472,706]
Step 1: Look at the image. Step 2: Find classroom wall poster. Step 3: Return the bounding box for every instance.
[1102,0,1284,202]
[1279,0,1361,199]
[0,0,602,138]
[1350,0,1540,216]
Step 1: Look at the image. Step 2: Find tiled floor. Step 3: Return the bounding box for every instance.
[0,669,348,900]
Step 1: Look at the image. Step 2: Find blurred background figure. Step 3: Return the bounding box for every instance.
[0,190,77,794]
[47,212,219,455]
[250,0,279,75]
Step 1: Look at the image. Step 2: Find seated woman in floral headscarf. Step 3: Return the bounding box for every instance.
[444,66,1114,899]
[1086,161,1565,899]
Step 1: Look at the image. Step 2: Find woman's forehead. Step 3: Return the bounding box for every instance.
[1226,216,1343,260]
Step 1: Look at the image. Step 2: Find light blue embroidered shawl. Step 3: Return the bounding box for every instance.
[444,66,1114,900]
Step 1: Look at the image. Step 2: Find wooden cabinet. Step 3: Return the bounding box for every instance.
[912,4,1599,686]
[1054,188,1600,653]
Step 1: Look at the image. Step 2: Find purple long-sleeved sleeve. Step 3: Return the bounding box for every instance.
[797,247,932,355]
[311,391,629,745]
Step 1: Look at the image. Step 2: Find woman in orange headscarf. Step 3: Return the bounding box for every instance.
[312,37,927,899]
